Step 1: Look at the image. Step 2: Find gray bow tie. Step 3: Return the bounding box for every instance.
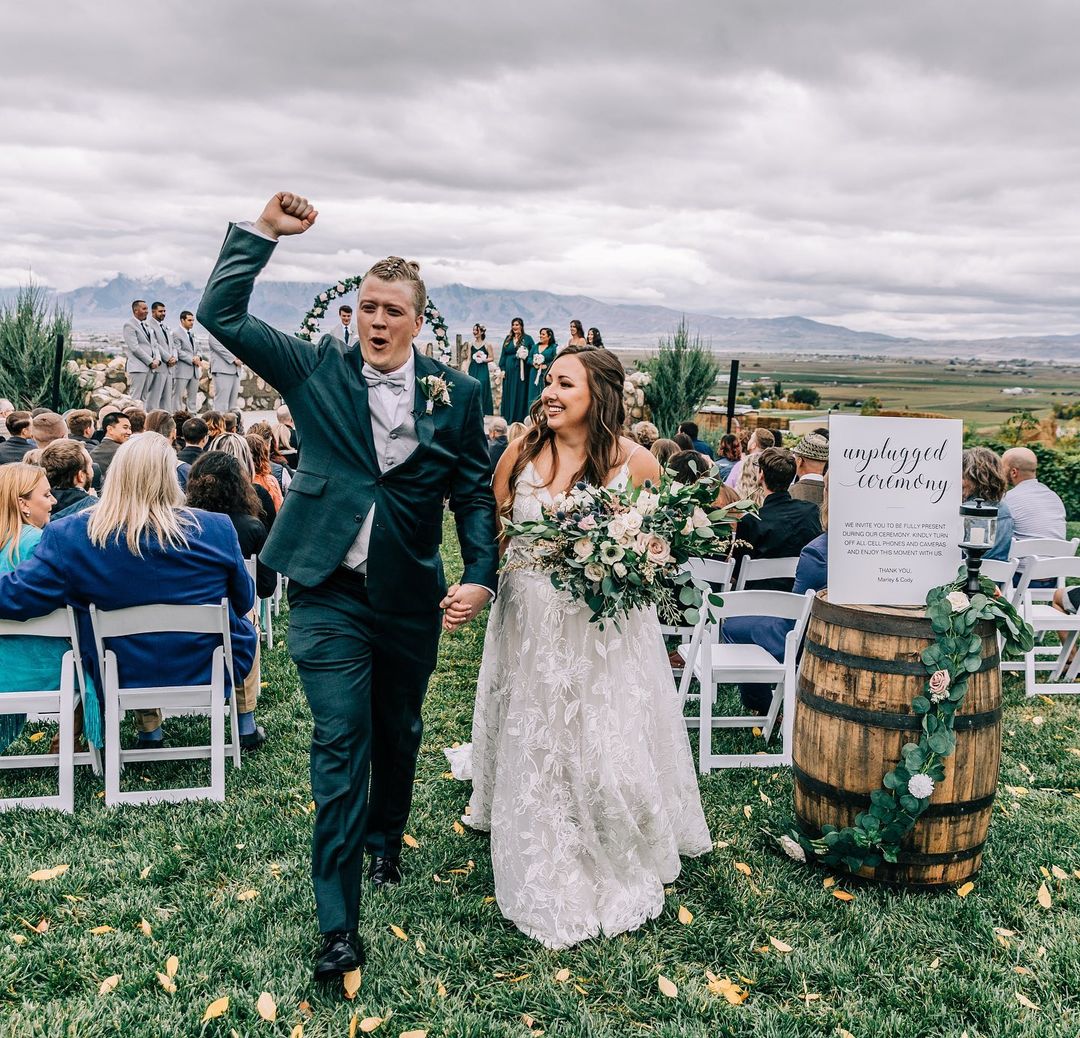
[362,366,407,394]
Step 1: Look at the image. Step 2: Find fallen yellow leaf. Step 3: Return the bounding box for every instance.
[140,866,152,880]
[929,958,941,969]
[165,954,179,978]
[743,805,753,820]
[202,996,229,1022]
[399,1031,427,1038]
[290,1025,304,1038]
[138,918,152,937]
[269,862,282,878]
[1016,992,1040,1011]
[832,890,856,903]
[839,1030,856,1038]
[769,936,793,953]
[63,894,82,903]
[706,975,749,1005]
[403,834,420,849]
[554,968,571,983]
[678,905,693,925]
[298,1000,313,1018]
[1037,882,1052,909]
[436,980,447,998]
[156,972,177,994]
[1039,866,1051,880]
[236,889,259,901]
[98,974,121,995]
[416,937,427,955]
[452,821,466,835]
[343,968,362,1000]
[360,1017,384,1033]
[28,865,70,882]
[29,731,45,743]
[89,925,114,935]
[22,918,48,934]
[822,877,836,889]
[349,1013,359,1038]
[956,882,975,898]
[11,934,27,946]
[256,991,277,1021]
[1052,865,1069,881]
[390,924,408,941]
[1014,966,1033,976]
[573,983,588,995]
[733,862,752,876]
[658,975,678,998]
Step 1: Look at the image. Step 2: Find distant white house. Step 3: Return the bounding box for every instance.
[1001,387,1026,396]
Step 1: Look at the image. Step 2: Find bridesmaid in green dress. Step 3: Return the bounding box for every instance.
[498,317,536,424]
[527,327,558,410]
[466,324,495,416]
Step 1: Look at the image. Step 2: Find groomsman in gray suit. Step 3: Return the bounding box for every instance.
[122,299,157,403]
[326,304,355,344]
[146,301,172,410]
[171,311,203,411]
[209,334,243,411]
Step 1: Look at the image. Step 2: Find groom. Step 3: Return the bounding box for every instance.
[197,192,498,982]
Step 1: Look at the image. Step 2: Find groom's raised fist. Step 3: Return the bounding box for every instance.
[254,192,318,240]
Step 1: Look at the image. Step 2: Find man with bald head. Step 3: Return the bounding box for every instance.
[1002,447,1066,540]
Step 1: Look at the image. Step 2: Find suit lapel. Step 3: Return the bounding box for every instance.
[347,344,380,471]
[410,348,438,454]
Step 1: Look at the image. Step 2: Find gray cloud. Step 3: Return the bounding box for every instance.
[2,0,1080,337]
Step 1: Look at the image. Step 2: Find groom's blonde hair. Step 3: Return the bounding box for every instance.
[363,257,426,316]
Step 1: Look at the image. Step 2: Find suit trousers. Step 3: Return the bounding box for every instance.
[145,369,170,410]
[173,374,200,411]
[127,370,149,403]
[288,568,441,934]
[214,372,240,412]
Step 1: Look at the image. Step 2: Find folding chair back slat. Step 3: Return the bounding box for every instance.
[734,555,800,591]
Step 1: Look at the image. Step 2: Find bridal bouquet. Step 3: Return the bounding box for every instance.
[503,463,752,626]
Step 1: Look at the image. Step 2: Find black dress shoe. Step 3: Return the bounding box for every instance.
[368,855,402,888]
[313,930,364,982]
[240,725,267,752]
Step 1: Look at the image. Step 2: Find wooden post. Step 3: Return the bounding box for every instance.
[725,359,740,433]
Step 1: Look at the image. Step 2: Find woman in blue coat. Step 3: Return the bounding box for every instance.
[0,434,257,749]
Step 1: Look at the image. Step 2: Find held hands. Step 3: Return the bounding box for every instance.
[254,192,319,240]
[440,583,491,632]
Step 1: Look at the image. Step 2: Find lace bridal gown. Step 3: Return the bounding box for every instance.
[467,457,712,950]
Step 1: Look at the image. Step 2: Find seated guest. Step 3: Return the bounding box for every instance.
[145,409,175,440]
[42,440,97,519]
[487,416,509,473]
[208,433,276,531]
[171,410,193,448]
[246,433,284,510]
[651,438,680,469]
[179,418,209,466]
[0,463,100,752]
[724,484,829,713]
[122,407,146,434]
[507,421,527,444]
[725,427,775,489]
[90,411,133,476]
[1002,446,1066,540]
[0,435,257,750]
[734,451,766,508]
[203,411,226,440]
[66,409,97,444]
[247,422,292,491]
[631,421,659,451]
[962,446,1014,562]
[733,447,821,590]
[0,412,35,464]
[790,432,828,507]
[677,421,714,459]
[715,433,741,481]
[272,404,300,468]
[223,411,240,434]
[673,431,695,452]
[185,451,275,749]
[29,412,68,450]
[0,399,14,439]
[667,450,712,484]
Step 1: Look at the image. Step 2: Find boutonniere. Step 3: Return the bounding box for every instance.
[419,374,452,415]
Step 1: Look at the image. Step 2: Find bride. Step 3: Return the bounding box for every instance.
[468,345,711,950]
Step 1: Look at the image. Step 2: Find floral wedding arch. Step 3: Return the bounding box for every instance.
[296,276,451,358]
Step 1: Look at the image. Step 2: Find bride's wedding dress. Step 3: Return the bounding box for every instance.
[467,455,712,949]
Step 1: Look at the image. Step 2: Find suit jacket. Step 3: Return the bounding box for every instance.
[734,490,822,590]
[0,436,35,464]
[122,318,156,372]
[208,335,241,375]
[197,223,498,612]
[151,320,171,364]
[0,508,256,694]
[326,322,355,344]
[172,327,200,377]
[90,436,123,475]
[790,476,825,509]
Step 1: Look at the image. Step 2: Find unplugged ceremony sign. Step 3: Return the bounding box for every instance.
[828,415,963,605]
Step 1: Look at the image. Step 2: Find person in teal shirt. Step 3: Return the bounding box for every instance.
[498,317,536,424]
[527,327,558,410]
[0,463,100,752]
[466,323,495,416]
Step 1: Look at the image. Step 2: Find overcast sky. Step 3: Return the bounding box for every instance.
[4,1,1079,339]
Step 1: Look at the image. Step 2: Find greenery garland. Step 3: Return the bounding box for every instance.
[778,571,1035,874]
[296,277,451,356]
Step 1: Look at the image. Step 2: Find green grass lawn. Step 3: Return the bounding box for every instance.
[5,524,1080,1037]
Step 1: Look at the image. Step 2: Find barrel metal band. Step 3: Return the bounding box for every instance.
[793,763,997,817]
[797,685,1003,732]
[804,637,1001,677]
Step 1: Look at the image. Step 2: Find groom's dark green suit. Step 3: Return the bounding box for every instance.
[198,224,498,934]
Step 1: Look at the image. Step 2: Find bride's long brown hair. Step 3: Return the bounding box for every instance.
[502,345,626,516]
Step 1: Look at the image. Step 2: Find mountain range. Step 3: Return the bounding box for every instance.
[6,275,1079,360]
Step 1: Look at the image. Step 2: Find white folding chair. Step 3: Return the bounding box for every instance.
[272,572,284,617]
[734,556,801,591]
[981,557,1019,589]
[1010,537,1080,603]
[660,558,736,691]
[0,608,80,813]
[678,589,815,771]
[246,555,274,649]
[1016,559,1080,697]
[91,598,240,806]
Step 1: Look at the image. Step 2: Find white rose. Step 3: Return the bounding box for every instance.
[637,491,660,516]
[319,292,328,302]
[516,346,529,360]
[608,516,630,543]
[584,562,605,582]
[779,835,806,863]
[336,282,346,293]
[573,537,593,560]
[623,509,643,533]
[946,591,970,613]
[692,506,711,530]
[613,562,628,579]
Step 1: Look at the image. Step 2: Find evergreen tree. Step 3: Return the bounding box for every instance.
[639,318,721,437]
[0,284,81,411]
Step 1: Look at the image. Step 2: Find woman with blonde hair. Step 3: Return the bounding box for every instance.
[506,421,528,444]
[962,446,1013,561]
[0,436,258,750]
[735,451,767,508]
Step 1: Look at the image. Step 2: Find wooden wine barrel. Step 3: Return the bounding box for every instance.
[792,592,1002,888]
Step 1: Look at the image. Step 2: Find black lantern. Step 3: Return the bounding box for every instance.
[959,498,998,594]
